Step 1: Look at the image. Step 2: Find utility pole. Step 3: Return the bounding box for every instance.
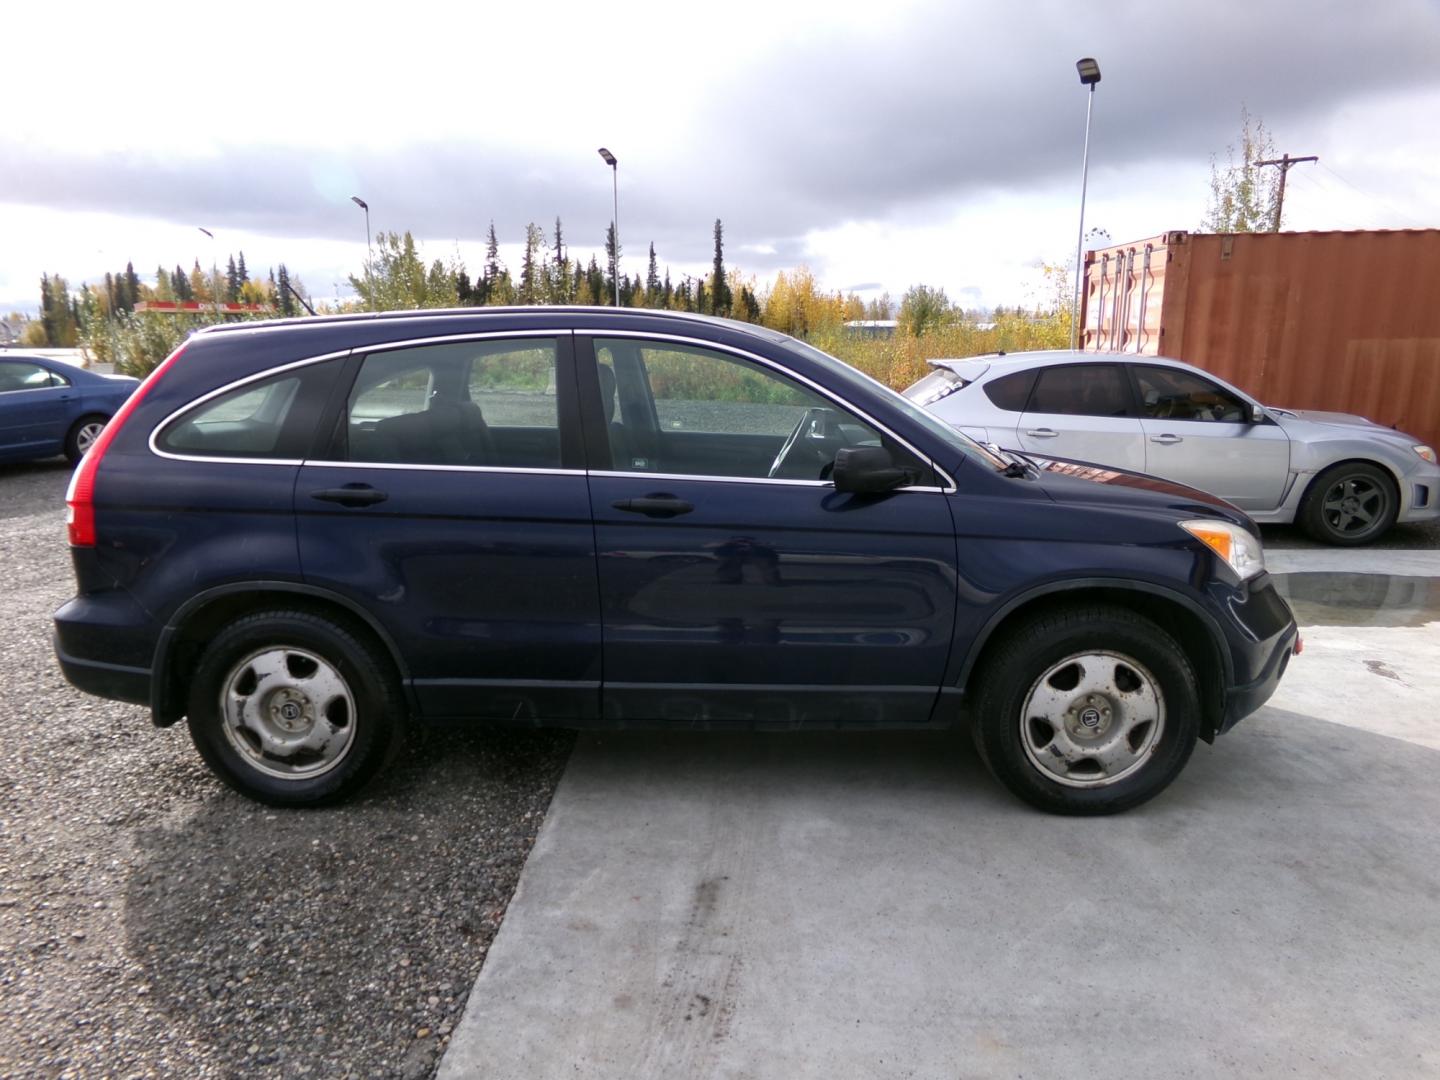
[1254,154,1318,232]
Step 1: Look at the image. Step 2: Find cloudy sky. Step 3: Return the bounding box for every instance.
[3,0,1438,316]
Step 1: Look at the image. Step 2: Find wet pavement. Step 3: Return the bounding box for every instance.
[1272,572,1440,627]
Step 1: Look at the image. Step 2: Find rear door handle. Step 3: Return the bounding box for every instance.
[611,495,694,518]
[1024,428,1059,438]
[311,484,388,507]
[1149,434,1184,445]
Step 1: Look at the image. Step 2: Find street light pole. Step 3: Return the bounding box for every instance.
[1071,57,1101,351]
[351,196,372,309]
[197,226,220,318]
[598,148,619,306]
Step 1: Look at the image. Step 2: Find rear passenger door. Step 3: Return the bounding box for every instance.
[1015,363,1145,471]
[296,333,602,723]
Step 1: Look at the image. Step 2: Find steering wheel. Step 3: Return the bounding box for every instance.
[768,407,846,480]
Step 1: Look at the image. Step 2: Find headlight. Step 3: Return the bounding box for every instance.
[1414,445,1436,464]
[1180,520,1265,582]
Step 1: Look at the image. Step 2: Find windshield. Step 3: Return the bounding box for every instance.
[778,338,1008,471]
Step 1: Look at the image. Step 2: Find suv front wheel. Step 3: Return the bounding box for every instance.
[972,605,1200,815]
[186,610,405,806]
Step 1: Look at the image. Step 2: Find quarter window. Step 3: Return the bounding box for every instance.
[983,369,1037,412]
[1134,365,1248,422]
[159,372,307,457]
[344,340,561,468]
[1027,364,1133,418]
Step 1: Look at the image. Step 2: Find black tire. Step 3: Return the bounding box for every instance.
[186,610,405,806]
[970,605,1200,815]
[1298,462,1398,546]
[64,414,110,464]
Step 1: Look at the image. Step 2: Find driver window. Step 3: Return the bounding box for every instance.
[1134,365,1247,423]
[595,339,906,482]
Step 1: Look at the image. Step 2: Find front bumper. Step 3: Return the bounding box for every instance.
[1209,571,1299,737]
[1397,460,1440,523]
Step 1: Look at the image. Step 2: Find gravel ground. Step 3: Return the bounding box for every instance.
[0,459,573,1080]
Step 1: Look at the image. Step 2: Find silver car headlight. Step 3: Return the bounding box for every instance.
[1180,520,1265,582]
[1414,444,1436,464]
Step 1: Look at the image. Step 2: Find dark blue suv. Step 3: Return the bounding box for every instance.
[54,308,1298,813]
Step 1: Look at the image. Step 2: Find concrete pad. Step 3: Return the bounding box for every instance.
[441,543,1440,1078]
[1267,547,1440,577]
[439,713,1440,1079]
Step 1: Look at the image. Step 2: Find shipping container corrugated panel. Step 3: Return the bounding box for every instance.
[1080,229,1440,451]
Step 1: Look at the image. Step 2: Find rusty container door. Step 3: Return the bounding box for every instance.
[1081,229,1440,451]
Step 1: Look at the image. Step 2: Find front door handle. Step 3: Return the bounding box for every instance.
[1024,428,1059,438]
[1149,434,1184,445]
[311,484,388,507]
[611,495,694,518]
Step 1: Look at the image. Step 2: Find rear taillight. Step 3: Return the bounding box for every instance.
[66,345,187,546]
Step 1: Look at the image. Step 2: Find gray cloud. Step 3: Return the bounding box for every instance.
[5,0,1438,272]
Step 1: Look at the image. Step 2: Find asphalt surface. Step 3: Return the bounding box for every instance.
[0,458,572,1080]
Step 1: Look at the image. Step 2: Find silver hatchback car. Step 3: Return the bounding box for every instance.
[906,350,1440,545]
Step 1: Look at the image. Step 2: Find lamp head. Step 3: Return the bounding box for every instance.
[597,147,617,167]
[1076,57,1101,86]
[350,196,368,210]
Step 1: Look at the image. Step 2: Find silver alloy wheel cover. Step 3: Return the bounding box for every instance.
[75,421,106,454]
[1018,650,1165,788]
[219,646,357,781]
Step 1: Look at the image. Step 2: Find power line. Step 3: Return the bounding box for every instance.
[1254,153,1318,231]
[1316,162,1428,228]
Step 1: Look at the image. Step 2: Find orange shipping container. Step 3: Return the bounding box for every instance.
[1079,229,1440,452]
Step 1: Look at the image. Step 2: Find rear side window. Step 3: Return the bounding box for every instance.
[157,361,339,458]
[1027,364,1133,418]
[0,361,59,392]
[343,339,561,468]
[983,370,1037,412]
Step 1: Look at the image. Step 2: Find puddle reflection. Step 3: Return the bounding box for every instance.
[1271,573,1440,628]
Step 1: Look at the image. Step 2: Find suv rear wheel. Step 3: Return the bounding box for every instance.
[972,605,1199,814]
[186,610,404,806]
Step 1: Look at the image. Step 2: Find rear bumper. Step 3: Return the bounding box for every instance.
[53,593,158,708]
[54,634,151,705]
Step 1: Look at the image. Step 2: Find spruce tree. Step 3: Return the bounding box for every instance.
[237,251,249,284]
[646,243,660,302]
[123,262,140,313]
[710,220,731,316]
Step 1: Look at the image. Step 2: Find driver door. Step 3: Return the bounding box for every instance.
[579,335,959,727]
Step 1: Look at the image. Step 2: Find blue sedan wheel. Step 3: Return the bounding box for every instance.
[65,415,110,463]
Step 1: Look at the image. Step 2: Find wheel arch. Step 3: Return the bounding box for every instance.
[958,579,1231,742]
[151,582,412,727]
[1298,455,1403,506]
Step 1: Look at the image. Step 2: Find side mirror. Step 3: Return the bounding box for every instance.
[832,446,911,494]
[1250,403,1266,424]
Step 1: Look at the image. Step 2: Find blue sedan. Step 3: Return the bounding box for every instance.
[0,353,140,464]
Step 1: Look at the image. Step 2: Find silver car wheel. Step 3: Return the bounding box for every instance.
[219,647,356,780]
[1019,650,1165,788]
[75,420,106,455]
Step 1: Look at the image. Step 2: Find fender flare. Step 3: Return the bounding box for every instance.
[150,580,412,726]
[954,575,1235,692]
